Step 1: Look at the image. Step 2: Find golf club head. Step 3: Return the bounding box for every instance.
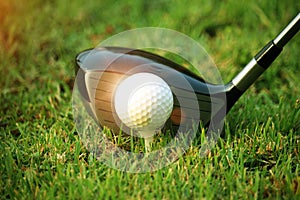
[75,47,227,136]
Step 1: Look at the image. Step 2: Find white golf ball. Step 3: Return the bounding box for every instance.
[114,73,173,133]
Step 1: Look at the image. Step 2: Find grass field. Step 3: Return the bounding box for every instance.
[1,0,300,199]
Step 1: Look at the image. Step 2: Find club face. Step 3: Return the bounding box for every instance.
[75,47,228,136]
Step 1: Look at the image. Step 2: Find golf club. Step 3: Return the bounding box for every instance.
[75,13,299,137]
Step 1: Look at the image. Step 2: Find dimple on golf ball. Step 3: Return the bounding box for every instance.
[114,73,173,133]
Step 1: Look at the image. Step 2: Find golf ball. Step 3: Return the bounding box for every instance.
[114,73,173,133]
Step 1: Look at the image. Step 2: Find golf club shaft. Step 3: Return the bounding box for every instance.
[232,13,300,92]
[274,13,300,48]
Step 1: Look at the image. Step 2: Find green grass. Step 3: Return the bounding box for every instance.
[1,0,300,199]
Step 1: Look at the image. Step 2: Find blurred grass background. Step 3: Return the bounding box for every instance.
[0,0,299,199]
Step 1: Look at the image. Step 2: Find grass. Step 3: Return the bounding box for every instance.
[1,0,300,199]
